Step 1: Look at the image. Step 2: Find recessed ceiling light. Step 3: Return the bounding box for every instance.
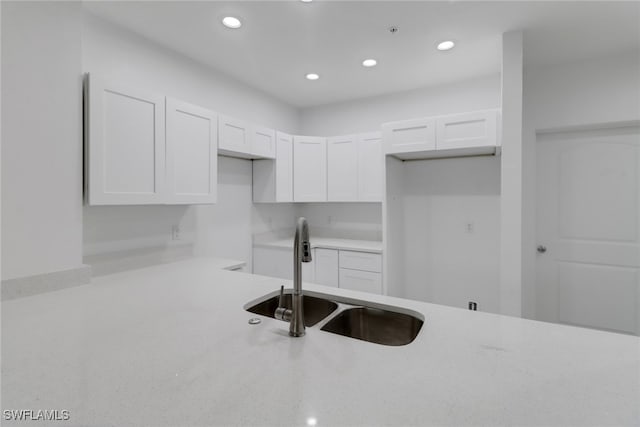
[437,40,455,51]
[305,73,320,81]
[222,16,242,29]
[301,0,313,2]
[362,59,377,67]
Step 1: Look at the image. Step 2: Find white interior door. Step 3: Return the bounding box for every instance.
[536,125,640,335]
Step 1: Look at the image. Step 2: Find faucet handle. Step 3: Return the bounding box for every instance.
[278,285,285,307]
[275,285,292,322]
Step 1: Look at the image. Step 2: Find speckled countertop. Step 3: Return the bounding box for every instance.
[2,258,639,426]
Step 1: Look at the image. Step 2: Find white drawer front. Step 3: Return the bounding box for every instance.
[339,269,382,294]
[338,250,382,273]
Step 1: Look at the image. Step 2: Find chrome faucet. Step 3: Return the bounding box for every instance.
[275,217,312,337]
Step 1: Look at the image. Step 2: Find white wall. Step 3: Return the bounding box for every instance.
[521,50,640,319]
[300,74,501,136]
[81,13,300,271]
[1,2,83,280]
[399,157,501,312]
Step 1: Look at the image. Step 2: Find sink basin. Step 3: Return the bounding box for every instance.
[246,293,338,327]
[321,307,423,346]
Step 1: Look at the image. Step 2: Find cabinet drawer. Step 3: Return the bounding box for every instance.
[339,250,381,273]
[339,268,382,294]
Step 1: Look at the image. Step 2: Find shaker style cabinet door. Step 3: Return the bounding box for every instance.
[327,135,358,201]
[218,115,251,155]
[357,132,383,202]
[435,110,498,150]
[252,131,293,202]
[85,74,166,205]
[382,117,436,155]
[165,98,217,204]
[293,136,327,202]
[251,125,276,159]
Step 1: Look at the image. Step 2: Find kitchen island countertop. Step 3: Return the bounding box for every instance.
[2,257,639,426]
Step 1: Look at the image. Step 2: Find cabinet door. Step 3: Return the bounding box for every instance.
[293,136,327,202]
[218,115,251,155]
[436,110,497,150]
[251,125,276,159]
[165,98,217,204]
[382,117,436,155]
[327,135,358,201]
[357,132,383,202]
[275,132,294,202]
[314,248,339,287]
[86,74,165,205]
[339,269,382,294]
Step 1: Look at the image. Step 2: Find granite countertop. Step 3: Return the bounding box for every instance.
[2,258,639,426]
[254,237,383,254]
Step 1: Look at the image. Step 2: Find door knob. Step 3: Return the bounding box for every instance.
[537,245,547,254]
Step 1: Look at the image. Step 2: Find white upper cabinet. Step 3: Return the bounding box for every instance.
[251,125,276,159]
[357,132,383,202]
[383,109,501,160]
[327,135,358,201]
[436,110,498,150]
[253,131,293,203]
[165,98,218,204]
[218,115,251,157]
[382,117,436,155]
[293,135,327,202]
[218,115,276,159]
[86,74,166,205]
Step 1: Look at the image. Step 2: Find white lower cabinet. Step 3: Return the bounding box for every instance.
[253,247,314,281]
[314,248,339,287]
[254,246,382,294]
[339,268,382,294]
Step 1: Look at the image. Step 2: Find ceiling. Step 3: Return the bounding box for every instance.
[84,1,640,108]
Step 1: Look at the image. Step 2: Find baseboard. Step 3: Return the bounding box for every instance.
[2,265,92,301]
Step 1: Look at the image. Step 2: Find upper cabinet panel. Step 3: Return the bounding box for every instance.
[251,126,276,159]
[436,110,498,150]
[357,132,383,202]
[327,135,358,201]
[218,115,276,159]
[382,117,436,155]
[218,115,251,157]
[382,109,501,160]
[252,131,293,203]
[86,74,166,205]
[293,135,327,202]
[165,98,217,204]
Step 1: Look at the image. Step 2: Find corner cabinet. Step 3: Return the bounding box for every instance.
[218,115,276,159]
[253,132,293,203]
[293,136,327,202]
[85,74,218,205]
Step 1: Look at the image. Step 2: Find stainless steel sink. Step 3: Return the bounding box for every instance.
[246,293,338,327]
[321,306,423,346]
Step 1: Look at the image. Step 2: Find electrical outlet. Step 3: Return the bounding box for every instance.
[171,225,181,241]
[328,215,333,225]
[465,222,474,233]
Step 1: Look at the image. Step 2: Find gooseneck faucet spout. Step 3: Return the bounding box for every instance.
[274,217,312,337]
